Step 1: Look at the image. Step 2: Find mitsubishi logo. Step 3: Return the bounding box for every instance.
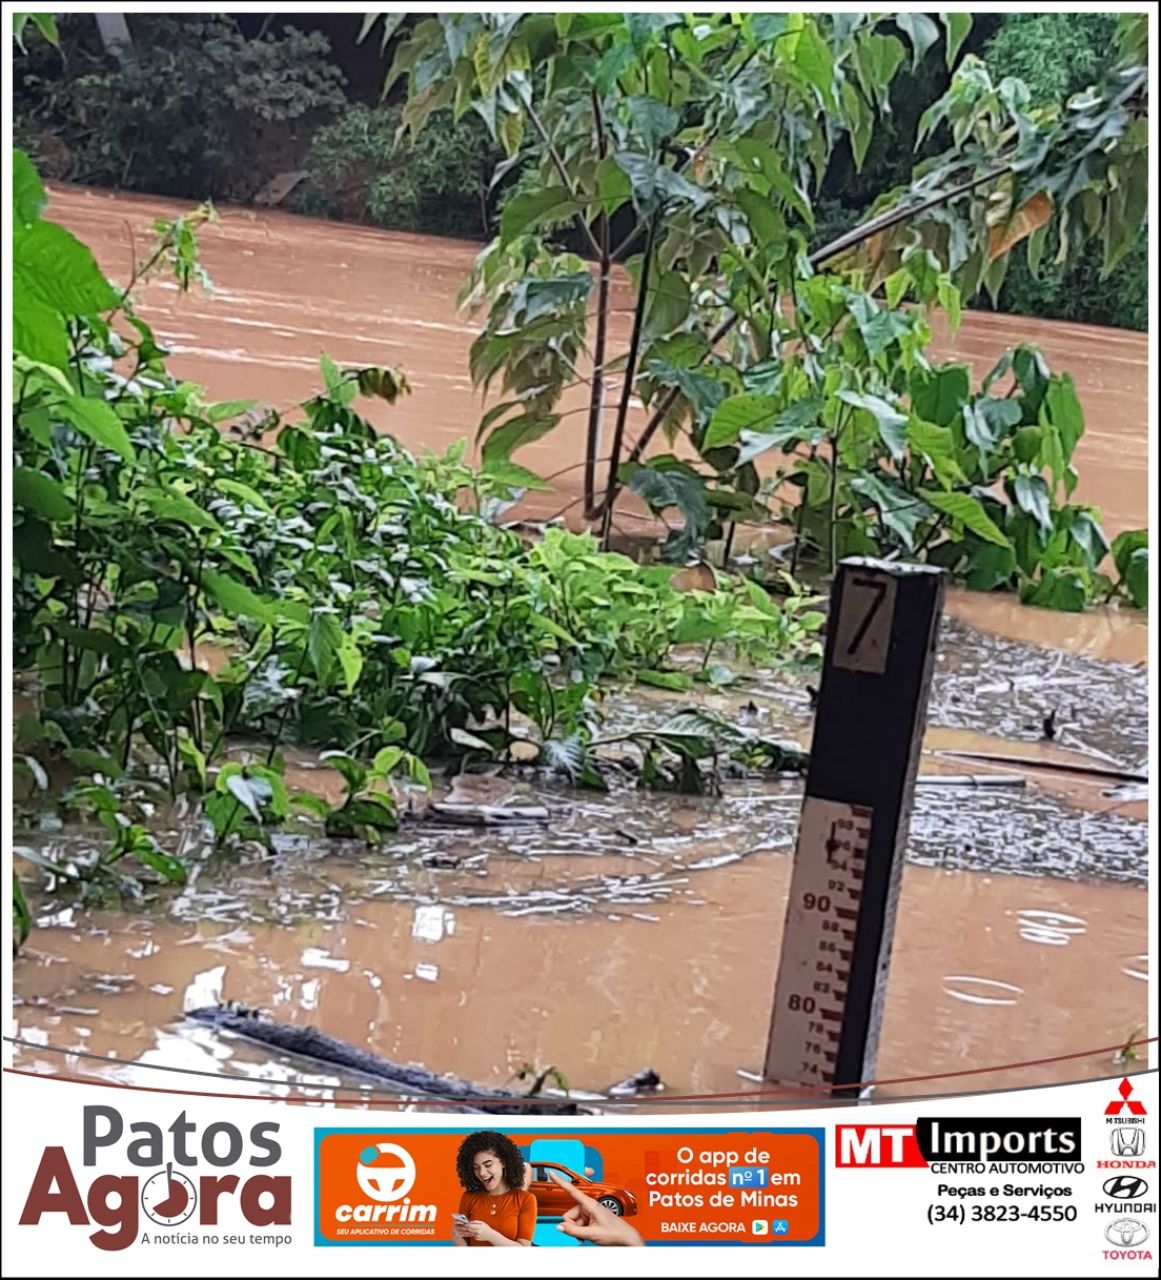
[1106,1078,1147,1117]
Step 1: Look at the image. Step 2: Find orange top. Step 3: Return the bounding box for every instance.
[458,1189,537,1246]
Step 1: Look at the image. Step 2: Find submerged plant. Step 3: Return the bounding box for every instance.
[11,151,822,923]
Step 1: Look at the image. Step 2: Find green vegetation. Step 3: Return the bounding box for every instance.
[13,13,346,200]
[12,150,822,928]
[11,12,1147,331]
[293,102,501,237]
[385,12,1148,598]
[981,12,1147,331]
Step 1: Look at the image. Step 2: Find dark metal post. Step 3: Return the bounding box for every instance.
[765,557,946,1096]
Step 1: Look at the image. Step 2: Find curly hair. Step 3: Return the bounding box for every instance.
[455,1130,527,1194]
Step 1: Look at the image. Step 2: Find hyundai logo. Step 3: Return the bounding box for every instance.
[1103,1175,1148,1200]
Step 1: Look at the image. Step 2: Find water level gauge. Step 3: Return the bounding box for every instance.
[764,559,946,1097]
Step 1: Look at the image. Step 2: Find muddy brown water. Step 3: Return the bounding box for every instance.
[10,186,1151,1106]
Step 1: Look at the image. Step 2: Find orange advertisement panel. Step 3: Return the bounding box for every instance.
[315,1126,824,1248]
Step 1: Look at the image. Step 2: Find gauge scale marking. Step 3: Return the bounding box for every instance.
[766,797,872,1089]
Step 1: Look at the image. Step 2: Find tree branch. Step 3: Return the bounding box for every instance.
[525,100,603,258]
[616,164,1013,493]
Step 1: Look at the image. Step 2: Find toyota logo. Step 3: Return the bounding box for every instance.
[1103,1175,1148,1200]
[1104,1219,1149,1247]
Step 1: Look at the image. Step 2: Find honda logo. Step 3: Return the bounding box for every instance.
[1111,1128,1146,1157]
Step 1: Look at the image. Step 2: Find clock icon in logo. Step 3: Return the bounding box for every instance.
[141,1164,198,1226]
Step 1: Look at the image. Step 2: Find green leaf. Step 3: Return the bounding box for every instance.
[637,669,695,692]
[590,40,636,94]
[963,396,1022,454]
[226,774,265,821]
[596,154,633,214]
[895,13,939,69]
[627,95,680,153]
[942,12,972,67]
[643,271,691,341]
[482,459,553,490]
[962,540,1016,592]
[1012,346,1051,417]
[906,418,962,488]
[217,477,273,513]
[142,487,220,531]
[885,268,909,310]
[1043,374,1085,463]
[449,727,495,753]
[499,185,575,245]
[308,613,342,685]
[922,489,1011,547]
[58,395,135,463]
[909,364,970,427]
[902,245,941,302]
[320,750,367,794]
[14,219,119,317]
[1112,529,1148,578]
[626,463,708,561]
[56,622,123,657]
[13,467,74,521]
[1013,425,1042,464]
[12,874,31,949]
[1122,547,1148,609]
[13,149,46,227]
[1112,530,1148,607]
[614,152,709,211]
[737,398,826,464]
[850,474,931,550]
[337,633,364,695]
[837,390,908,461]
[1013,473,1053,535]
[207,399,259,424]
[847,293,912,359]
[704,394,779,450]
[65,748,124,780]
[202,570,276,624]
[12,283,68,368]
[839,81,872,171]
[481,411,560,464]
[1027,567,1089,612]
[135,843,188,885]
[937,277,962,332]
[319,352,355,406]
[795,21,835,104]
[737,189,786,251]
[17,13,59,47]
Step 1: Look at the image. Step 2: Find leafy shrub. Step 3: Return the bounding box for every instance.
[293,102,501,238]
[13,149,821,875]
[982,11,1146,332]
[13,13,347,200]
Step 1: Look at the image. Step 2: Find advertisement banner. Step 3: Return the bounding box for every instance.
[3,1070,1158,1274]
[314,1127,823,1246]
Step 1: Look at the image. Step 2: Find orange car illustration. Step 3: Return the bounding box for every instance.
[528,1162,639,1218]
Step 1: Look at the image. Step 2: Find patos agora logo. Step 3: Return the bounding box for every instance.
[18,1106,290,1252]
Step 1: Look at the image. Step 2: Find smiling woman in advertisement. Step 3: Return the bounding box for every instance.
[451,1131,537,1247]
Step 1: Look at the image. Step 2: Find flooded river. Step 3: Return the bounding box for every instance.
[10,186,1152,1108]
